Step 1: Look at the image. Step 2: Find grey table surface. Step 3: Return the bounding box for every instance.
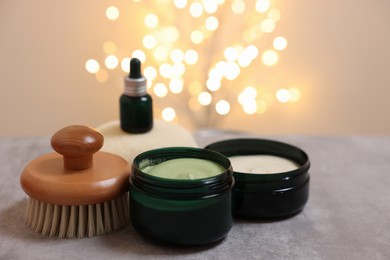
[1,130,390,260]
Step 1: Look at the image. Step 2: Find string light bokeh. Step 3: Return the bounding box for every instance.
[85,0,301,128]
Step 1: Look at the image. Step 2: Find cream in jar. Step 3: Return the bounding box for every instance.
[229,155,299,174]
[142,158,225,179]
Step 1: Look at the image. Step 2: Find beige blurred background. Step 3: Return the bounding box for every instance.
[1,0,390,136]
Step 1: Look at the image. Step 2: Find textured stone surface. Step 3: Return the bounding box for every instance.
[1,131,390,259]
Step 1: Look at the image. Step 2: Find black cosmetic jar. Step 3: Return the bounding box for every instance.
[205,138,310,219]
[129,147,234,245]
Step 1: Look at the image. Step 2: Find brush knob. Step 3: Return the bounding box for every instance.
[21,125,130,206]
[51,125,104,170]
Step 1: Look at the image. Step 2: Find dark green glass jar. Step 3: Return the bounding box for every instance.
[130,147,234,246]
[205,138,310,219]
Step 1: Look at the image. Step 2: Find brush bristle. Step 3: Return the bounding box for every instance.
[24,193,129,238]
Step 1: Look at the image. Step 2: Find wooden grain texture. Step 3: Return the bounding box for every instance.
[51,125,104,170]
[20,125,130,205]
[20,151,130,205]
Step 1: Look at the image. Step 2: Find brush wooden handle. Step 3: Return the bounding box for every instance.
[20,125,130,205]
[51,125,103,170]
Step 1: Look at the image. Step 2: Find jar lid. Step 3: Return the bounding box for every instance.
[20,125,130,206]
[205,138,310,218]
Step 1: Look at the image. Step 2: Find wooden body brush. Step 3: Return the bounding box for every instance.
[20,125,131,238]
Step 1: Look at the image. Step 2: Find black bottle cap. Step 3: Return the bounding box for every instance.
[124,58,147,96]
[129,58,142,79]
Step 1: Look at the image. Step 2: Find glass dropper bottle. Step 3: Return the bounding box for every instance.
[120,58,153,133]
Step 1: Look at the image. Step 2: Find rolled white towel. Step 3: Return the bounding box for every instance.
[96,120,198,163]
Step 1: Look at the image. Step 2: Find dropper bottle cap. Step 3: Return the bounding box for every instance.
[124,58,147,97]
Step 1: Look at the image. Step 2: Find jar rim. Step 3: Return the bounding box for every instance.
[205,138,310,183]
[130,147,234,199]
